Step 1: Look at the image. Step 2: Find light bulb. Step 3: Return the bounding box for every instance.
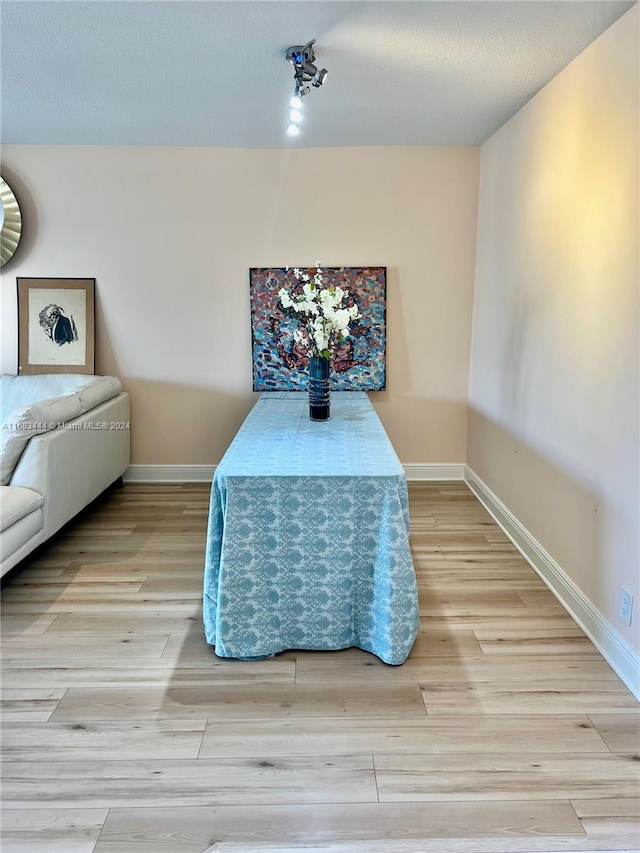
[289,109,303,123]
[290,95,303,109]
[286,123,300,137]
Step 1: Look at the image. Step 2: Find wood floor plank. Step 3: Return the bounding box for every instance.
[483,530,512,542]
[413,532,511,546]
[49,683,425,721]
[374,753,640,801]
[45,536,205,551]
[0,808,108,853]
[0,599,202,614]
[198,715,609,758]
[419,602,568,617]
[95,800,585,851]
[10,571,150,584]
[416,557,538,570]
[296,650,624,685]
[2,567,67,583]
[474,627,598,656]
[417,576,547,591]
[1,719,207,761]
[415,553,528,565]
[43,612,199,635]
[419,590,527,609]
[5,561,202,581]
[571,797,640,837]
[588,712,640,752]
[421,681,638,714]
[0,613,59,635]
[146,838,640,853]
[55,527,137,538]
[420,613,583,631]
[62,516,139,528]
[7,556,71,570]
[1,582,145,602]
[0,658,296,688]
[1,633,170,659]
[439,543,520,554]
[0,688,66,722]
[2,756,377,808]
[516,589,564,607]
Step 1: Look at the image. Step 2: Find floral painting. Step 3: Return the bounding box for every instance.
[250,267,386,391]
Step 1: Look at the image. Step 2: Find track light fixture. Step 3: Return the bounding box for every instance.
[284,38,328,138]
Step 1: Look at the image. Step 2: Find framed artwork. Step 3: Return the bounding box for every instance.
[17,277,95,375]
[250,266,386,391]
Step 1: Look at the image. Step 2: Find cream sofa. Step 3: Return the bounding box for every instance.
[1,374,130,577]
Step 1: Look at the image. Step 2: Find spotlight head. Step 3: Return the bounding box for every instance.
[312,68,328,88]
[302,59,318,78]
[286,122,301,137]
[290,94,303,109]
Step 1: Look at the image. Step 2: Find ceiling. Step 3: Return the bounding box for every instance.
[1,0,635,148]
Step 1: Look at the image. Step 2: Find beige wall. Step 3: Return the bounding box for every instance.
[468,7,639,651]
[1,146,479,465]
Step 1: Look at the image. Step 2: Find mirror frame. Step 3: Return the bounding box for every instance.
[1,177,22,267]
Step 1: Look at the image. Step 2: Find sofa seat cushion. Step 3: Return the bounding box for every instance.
[0,485,44,532]
[0,486,45,576]
[0,374,122,486]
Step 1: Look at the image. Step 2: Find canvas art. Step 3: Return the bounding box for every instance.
[250,266,386,391]
[17,278,95,374]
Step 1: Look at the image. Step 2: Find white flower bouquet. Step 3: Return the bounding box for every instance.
[278,264,361,360]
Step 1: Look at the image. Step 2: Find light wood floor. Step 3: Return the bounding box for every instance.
[1,482,638,853]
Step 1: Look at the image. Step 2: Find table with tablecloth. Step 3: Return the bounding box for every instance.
[203,391,418,664]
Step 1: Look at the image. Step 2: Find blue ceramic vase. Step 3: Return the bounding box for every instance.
[308,356,331,421]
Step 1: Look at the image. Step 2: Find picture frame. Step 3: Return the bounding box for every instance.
[250,266,387,392]
[17,277,95,375]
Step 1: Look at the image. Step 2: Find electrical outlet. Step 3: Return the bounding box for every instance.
[618,588,633,627]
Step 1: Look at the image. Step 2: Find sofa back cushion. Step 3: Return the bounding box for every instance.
[1,374,122,486]
[1,374,116,423]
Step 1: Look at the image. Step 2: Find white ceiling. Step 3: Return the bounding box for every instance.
[1,0,634,148]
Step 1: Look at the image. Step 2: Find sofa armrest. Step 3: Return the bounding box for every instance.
[10,393,130,538]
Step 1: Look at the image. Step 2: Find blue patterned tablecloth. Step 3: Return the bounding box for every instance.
[203,392,418,665]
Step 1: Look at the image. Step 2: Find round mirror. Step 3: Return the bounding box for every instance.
[1,177,22,267]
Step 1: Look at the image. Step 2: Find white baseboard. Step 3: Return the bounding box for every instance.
[403,464,465,481]
[465,465,640,701]
[124,465,215,483]
[124,463,465,484]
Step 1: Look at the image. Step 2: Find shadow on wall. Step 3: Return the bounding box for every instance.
[121,379,257,466]
[499,290,541,425]
[466,407,609,622]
